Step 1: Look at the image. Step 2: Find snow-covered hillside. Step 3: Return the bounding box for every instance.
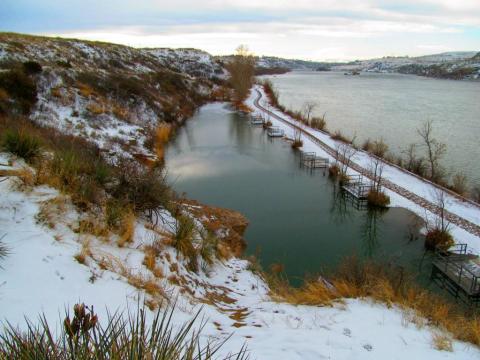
[0,33,219,161]
[145,48,226,79]
[332,52,480,80]
[1,152,479,359]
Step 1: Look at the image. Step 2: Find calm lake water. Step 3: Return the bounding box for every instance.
[262,71,480,187]
[166,103,435,286]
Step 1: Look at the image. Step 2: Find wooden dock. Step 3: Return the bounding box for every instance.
[341,175,372,200]
[300,152,329,169]
[250,114,264,125]
[267,126,284,137]
[431,244,480,306]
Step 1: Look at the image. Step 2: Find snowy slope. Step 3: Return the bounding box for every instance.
[0,33,216,162]
[144,48,226,79]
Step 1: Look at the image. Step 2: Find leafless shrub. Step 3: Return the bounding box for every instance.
[417,120,446,182]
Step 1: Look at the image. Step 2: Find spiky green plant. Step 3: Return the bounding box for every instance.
[199,230,219,266]
[0,303,249,359]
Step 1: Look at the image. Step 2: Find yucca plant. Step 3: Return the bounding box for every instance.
[0,303,249,359]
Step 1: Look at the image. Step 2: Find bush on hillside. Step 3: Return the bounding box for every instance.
[1,128,42,163]
[0,68,37,114]
[112,159,171,220]
[22,60,42,75]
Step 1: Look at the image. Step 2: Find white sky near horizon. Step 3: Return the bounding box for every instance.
[1,0,479,61]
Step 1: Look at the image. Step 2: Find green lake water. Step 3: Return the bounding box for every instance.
[166,103,435,287]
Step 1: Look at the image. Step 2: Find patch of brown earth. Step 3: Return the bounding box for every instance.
[180,199,249,257]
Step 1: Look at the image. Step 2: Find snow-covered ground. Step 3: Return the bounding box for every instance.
[246,85,480,255]
[1,153,479,359]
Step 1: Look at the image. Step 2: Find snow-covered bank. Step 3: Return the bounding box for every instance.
[1,153,480,359]
[246,85,480,255]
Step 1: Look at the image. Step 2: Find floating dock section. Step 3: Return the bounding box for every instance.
[267,126,285,137]
[431,244,480,306]
[250,114,264,125]
[300,152,329,169]
[341,175,372,200]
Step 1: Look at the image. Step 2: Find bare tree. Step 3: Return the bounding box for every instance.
[417,120,446,181]
[426,189,451,235]
[302,101,316,124]
[369,157,385,193]
[292,128,303,148]
[335,142,357,178]
[403,143,426,176]
[436,189,450,234]
[226,45,256,103]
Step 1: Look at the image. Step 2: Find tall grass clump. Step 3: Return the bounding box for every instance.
[199,230,219,266]
[424,229,454,251]
[0,303,248,359]
[366,190,390,208]
[171,216,197,264]
[1,128,42,163]
[331,130,351,144]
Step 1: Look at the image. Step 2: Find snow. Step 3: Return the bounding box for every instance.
[245,85,480,255]
[1,153,479,359]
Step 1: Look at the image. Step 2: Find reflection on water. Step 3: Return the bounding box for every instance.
[166,103,435,287]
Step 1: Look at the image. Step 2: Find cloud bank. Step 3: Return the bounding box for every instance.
[1,0,479,60]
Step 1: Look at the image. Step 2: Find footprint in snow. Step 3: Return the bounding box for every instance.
[343,328,351,337]
[55,270,65,280]
[363,344,373,351]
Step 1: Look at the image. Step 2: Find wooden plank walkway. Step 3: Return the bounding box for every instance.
[253,89,480,238]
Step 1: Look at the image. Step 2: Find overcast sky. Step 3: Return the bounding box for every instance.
[1,0,479,61]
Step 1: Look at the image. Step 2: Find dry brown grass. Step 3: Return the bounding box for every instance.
[93,252,169,300]
[331,130,351,144]
[1,167,35,188]
[86,102,104,115]
[117,210,135,247]
[76,217,109,238]
[77,82,95,97]
[74,237,92,265]
[143,245,163,278]
[154,124,172,162]
[36,196,68,230]
[112,103,129,120]
[366,190,391,208]
[0,88,8,102]
[50,86,62,99]
[267,257,480,347]
[432,333,453,352]
[328,164,340,178]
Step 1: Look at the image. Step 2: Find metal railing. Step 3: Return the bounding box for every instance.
[434,244,480,295]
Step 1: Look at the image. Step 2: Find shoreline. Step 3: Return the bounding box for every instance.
[246,85,480,255]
